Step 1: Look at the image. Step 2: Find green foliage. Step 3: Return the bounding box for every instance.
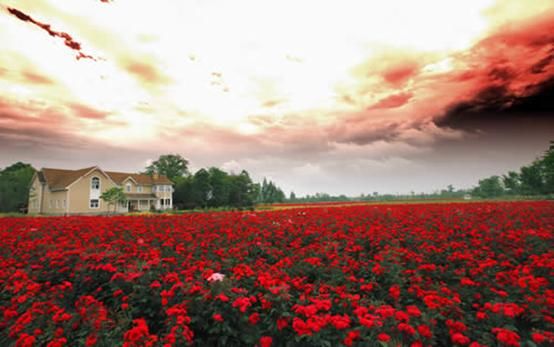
[473,176,504,198]
[173,168,259,210]
[502,171,521,195]
[259,178,286,203]
[0,162,35,212]
[99,187,127,213]
[144,154,189,182]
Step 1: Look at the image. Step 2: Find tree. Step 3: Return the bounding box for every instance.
[519,161,544,195]
[191,169,211,208]
[502,171,520,195]
[541,141,554,194]
[228,170,256,209]
[473,176,504,198]
[207,167,230,208]
[0,162,35,212]
[289,191,297,201]
[173,175,195,209]
[100,187,127,214]
[145,154,189,182]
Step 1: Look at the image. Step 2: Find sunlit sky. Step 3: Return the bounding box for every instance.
[1,0,553,195]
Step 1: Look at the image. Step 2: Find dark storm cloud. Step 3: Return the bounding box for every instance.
[6,7,95,60]
[436,77,554,130]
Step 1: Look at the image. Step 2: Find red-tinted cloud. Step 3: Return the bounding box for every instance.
[22,71,54,85]
[382,63,419,87]
[6,7,95,61]
[368,92,413,110]
[68,103,111,120]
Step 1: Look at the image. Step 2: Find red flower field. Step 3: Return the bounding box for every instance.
[1,202,553,346]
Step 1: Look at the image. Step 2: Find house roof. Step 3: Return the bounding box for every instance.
[106,171,172,185]
[39,166,173,190]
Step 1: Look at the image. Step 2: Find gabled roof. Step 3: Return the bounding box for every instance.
[106,171,173,185]
[39,166,173,190]
[42,167,96,190]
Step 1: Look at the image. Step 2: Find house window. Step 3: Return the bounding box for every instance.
[152,186,157,192]
[63,200,66,208]
[166,185,171,192]
[137,186,143,193]
[90,199,99,209]
[165,198,171,206]
[126,183,131,192]
[160,199,164,206]
[91,177,100,190]
[56,200,59,208]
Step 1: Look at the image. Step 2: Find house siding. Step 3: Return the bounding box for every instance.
[28,167,173,215]
[27,175,43,214]
[68,169,118,214]
[41,189,68,215]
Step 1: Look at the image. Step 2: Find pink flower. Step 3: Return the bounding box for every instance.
[207,273,225,282]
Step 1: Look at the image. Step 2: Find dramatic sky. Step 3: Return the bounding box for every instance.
[1,0,553,195]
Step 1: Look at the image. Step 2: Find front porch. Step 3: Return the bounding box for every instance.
[123,193,158,212]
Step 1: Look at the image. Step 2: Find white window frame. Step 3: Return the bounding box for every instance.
[91,177,100,190]
[137,186,143,193]
[90,199,99,209]
[126,183,132,192]
[165,198,171,207]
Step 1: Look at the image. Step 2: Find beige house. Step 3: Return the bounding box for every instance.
[28,166,174,215]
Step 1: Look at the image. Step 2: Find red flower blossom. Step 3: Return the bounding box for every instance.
[259,336,272,347]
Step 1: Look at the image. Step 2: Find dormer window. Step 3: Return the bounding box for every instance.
[137,186,143,193]
[91,177,100,190]
[126,183,131,192]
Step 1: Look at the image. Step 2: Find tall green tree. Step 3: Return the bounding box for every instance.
[173,175,195,209]
[519,161,544,195]
[207,167,230,208]
[191,169,211,208]
[0,162,35,212]
[473,176,504,198]
[228,170,256,208]
[502,171,521,195]
[541,141,554,194]
[145,154,189,182]
[100,187,127,214]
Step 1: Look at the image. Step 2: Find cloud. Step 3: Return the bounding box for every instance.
[221,160,242,173]
[367,92,413,110]
[68,103,112,120]
[123,59,171,87]
[6,7,95,60]
[22,71,54,85]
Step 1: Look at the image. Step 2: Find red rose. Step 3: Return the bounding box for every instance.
[249,313,260,325]
[259,336,272,347]
[377,333,391,342]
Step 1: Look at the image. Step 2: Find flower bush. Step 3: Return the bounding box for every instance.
[0,201,553,346]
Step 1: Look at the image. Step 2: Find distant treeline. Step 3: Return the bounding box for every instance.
[286,141,554,202]
[1,141,552,213]
[171,168,285,210]
[471,141,554,198]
